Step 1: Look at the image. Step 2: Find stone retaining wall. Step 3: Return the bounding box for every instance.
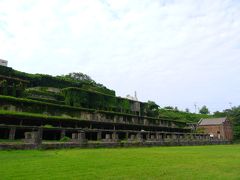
[0,140,231,150]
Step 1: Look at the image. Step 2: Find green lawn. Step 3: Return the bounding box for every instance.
[0,145,240,180]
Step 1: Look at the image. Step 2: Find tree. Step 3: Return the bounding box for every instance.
[62,72,96,84]
[221,106,240,140]
[199,105,210,114]
[147,101,159,111]
[174,106,179,112]
[146,101,159,117]
[185,108,190,113]
[0,80,8,95]
[213,111,226,117]
[164,106,174,110]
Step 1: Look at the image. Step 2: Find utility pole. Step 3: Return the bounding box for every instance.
[194,103,197,114]
[134,91,138,101]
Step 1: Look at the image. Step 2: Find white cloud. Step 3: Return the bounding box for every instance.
[0,0,240,112]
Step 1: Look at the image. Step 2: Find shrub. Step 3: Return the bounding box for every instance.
[60,136,71,142]
[43,124,53,128]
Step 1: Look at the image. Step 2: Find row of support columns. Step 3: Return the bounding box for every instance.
[3,127,213,145]
[9,127,16,140]
[100,132,211,143]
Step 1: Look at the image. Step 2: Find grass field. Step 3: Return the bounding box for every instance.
[0,145,240,180]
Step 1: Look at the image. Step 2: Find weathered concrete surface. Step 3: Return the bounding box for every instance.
[0,140,231,150]
[71,132,87,144]
[23,131,42,145]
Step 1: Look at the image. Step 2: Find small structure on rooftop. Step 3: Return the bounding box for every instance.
[126,91,138,101]
[0,59,8,67]
[197,117,233,140]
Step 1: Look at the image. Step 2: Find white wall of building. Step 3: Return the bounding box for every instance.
[0,59,8,67]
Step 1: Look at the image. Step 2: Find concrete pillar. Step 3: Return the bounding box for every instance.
[112,132,118,141]
[198,135,202,140]
[192,134,195,140]
[166,134,172,141]
[72,131,87,143]
[175,134,180,142]
[179,134,184,141]
[187,134,192,140]
[204,134,209,140]
[97,132,102,141]
[158,134,163,141]
[172,134,178,140]
[119,116,123,123]
[60,130,66,139]
[166,134,170,140]
[130,134,135,141]
[24,131,42,145]
[202,135,205,140]
[38,128,43,141]
[150,134,155,141]
[72,133,78,140]
[206,135,210,140]
[162,134,166,141]
[106,134,111,140]
[114,116,117,123]
[125,132,129,140]
[146,133,150,140]
[165,134,169,141]
[137,133,143,142]
[9,127,16,140]
[78,131,86,143]
[155,133,160,140]
[193,135,197,140]
[186,134,191,140]
[144,119,148,125]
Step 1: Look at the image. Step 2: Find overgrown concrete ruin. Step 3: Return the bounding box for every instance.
[0,64,230,149]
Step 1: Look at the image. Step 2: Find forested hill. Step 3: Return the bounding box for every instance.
[0,65,115,96]
[158,108,212,123]
[145,101,212,123]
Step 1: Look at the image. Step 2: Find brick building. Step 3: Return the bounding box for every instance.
[198,117,233,140]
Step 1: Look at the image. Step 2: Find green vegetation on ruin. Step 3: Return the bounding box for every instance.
[0,145,239,179]
[0,96,187,125]
[62,87,134,113]
[0,110,187,129]
[1,65,240,139]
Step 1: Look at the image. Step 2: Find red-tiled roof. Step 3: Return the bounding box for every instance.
[198,117,227,126]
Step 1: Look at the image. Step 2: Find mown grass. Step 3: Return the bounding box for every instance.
[0,145,240,180]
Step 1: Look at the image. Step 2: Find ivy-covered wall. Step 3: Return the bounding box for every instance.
[24,89,64,101]
[62,87,133,114]
[0,79,25,97]
[0,65,189,125]
[0,95,187,129]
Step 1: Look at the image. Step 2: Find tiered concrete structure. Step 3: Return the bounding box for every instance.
[0,64,231,149]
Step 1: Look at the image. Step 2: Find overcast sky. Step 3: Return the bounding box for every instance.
[0,0,240,113]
